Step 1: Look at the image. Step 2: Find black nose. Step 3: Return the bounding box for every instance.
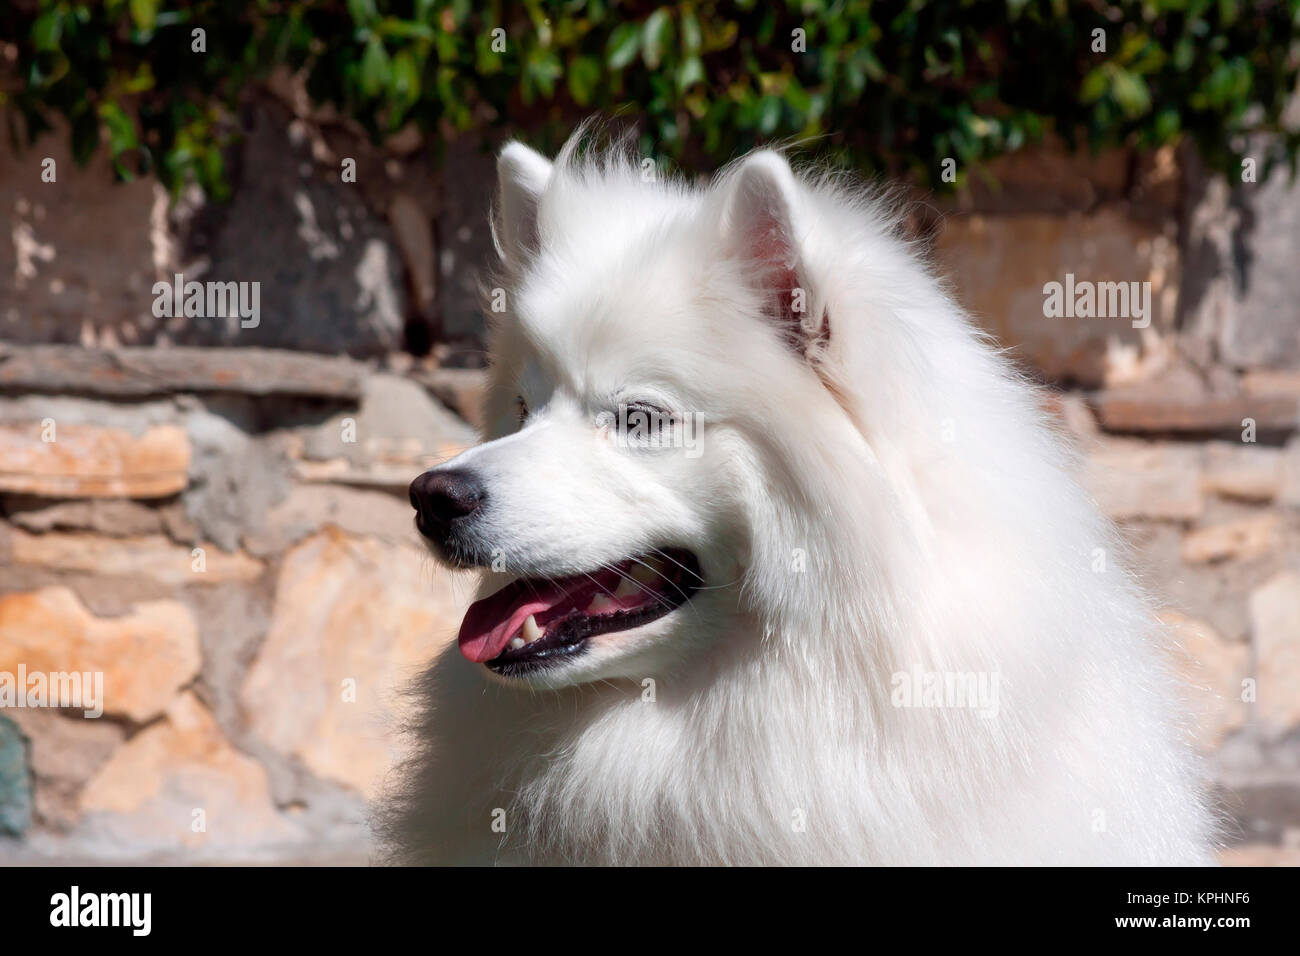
[409,468,487,536]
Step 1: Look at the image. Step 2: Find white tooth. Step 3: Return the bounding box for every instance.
[614,577,640,599]
[586,593,618,614]
[509,637,525,650]
[522,614,543,644]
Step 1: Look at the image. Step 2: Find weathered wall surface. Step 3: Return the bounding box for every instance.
[0,348,479,862]
[0,114,1297,863]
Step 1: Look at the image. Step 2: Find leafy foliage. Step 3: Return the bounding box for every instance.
[3,0,1298,197]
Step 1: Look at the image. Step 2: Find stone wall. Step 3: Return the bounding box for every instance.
[0,114,1298,864]
[0,347,480,862]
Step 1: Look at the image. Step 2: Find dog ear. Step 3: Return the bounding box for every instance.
[721,151,828,359]
[496,141,553,265]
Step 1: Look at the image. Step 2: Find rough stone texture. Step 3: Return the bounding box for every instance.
[1202,442,1284,502]
[410,366,488,431]
[1118,516,1291,647]
[1180,515,1279,565]
[173,102,406,356]
[0,587,200,723]
[0,345,365,400]
[187,584,272,739]
[1242,369,1300,399]
[0,121,159,346]
[8,529,264,585]
[183,399,293,552]
[79,692,299,856]
[1092,383,1299,435]
[952,139,1132,215]
[388,193,437,327]
[1216,777,1300,845]
[0,393,181,430]
[0,715,32,836]
[290,458,434,493]
[1220,842,1300,866]
[1217,151,1300,370]
[295,372,474,492]
[937,209,1178,387]
[1178,148,1240,369]
[244,483,418,558]
[302,372,474,463]
[4,496,183,538]
[2,709,124,829]
[1083,438,1204,521]
[1179,105,1300,371]
[0,422,189,498]
[240,529,465,796]
[1,81,463,360]
[436,138,498,347]
[1249,570,1300,736]
[1281,438,1300,510]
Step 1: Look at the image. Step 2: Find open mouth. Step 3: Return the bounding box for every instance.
[458,549,703,677]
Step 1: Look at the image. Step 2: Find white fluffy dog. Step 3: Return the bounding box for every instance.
[383,128,1214,865]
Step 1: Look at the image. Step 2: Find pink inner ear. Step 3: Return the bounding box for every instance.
[750,214,795,299]
[748,214,823,355]
[750,216,789,265]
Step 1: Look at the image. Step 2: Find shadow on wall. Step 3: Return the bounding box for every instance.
[0,93,501,362]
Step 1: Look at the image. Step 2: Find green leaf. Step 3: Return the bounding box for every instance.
[475,30,505,75]
[129,0,159,32]
[642,9,672,69]
[681,11,702,54]
[607,23,640,70]
[32,11,63,52]
[347,0,380,28]
[677,56,705,92]
[1153,107,1181,141]
[568,56,601,106]
[360,36,392,98]
[1080,65,1110,103]
[14,0,1300,201]
[1111,69,1151,118]
[378,19,435,40]
[524,50,563,101]
[99,101,139,154]
[784,78,812,119]
[122,64,156,94]
[391,50,419,102]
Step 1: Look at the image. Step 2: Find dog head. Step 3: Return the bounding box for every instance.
[411,135,872,688]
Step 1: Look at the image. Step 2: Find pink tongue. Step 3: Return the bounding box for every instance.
[457,563,666,664]
[458,570,616,663]
[458,591,559,663]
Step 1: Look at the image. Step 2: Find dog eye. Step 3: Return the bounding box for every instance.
[621,401,673,435]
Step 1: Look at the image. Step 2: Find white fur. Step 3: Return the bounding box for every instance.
[378,129,1215,865]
